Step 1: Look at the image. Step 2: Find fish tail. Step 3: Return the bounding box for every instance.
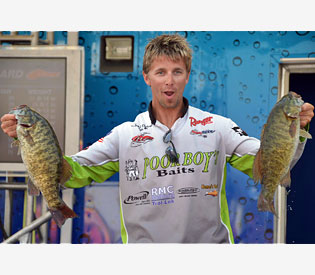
[49,202,77,228]
[257,187,278,218]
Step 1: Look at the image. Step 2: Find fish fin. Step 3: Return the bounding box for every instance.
[27,178,40,196]
[11,139,20,147]
[280,171,291,188]
[300,129,312,139]
[23,132,35,145]
[253,149,262,183]
[289,120,297,138]
[257,189,278,218]
[59,157,73,187]
[49,202,77,228]
[11,139,21,155]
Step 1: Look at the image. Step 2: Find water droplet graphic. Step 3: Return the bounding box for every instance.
[127,74,133,80]
[208,104,215,112]
[311,36,315,42]
[232,57,242,66]
[245,98,251,104]
[250,55,255,60]
[107,110,114,118]
[242,84,247,91]
[206,33,212,40]
[239,91,243,96]
[296,31,309,36]
[79,37,85,46]
[244,212,254,223]
[85,94,92,103]
[251,116,260,124]
[199,72,206,81]
[271,86,278,96]
[208,72,217,81]
[191,96,197,103]
[281,50,290,57]
[83,121,88,128]
[233,39,240,46]
[239,197,247,205]
[193,45,199,52]
[308,52,315,58]
[200,100,207,109]
[109,86,118,95]
[248,31,255,35]
[264,229,273,240]
[140,102,147,109]
[279,31,287,36]
[253,41,260,49]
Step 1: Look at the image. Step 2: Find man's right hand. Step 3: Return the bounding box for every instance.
[1,114,17,138]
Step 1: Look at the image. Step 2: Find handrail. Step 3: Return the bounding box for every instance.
[2,211,52,244]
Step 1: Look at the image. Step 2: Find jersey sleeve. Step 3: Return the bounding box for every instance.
[64,127,120,188]
[223,118,260,178]
[224,118,308,178]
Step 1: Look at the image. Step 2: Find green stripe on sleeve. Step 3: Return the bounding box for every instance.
[63,155,119,188]
[227,154,256,178]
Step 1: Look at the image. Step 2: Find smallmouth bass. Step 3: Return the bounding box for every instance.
[253,91,312,216]
[9,105,77,227]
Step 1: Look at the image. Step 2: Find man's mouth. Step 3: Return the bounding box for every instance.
[164,91,175,97]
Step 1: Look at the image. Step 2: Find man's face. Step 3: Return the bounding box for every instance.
[143,55,190,110]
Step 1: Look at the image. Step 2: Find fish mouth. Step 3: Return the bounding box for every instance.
[20,124,32,128]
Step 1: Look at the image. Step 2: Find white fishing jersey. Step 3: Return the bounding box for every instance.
[64,98,306,243]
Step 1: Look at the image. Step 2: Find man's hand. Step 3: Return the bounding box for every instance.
[0,114,17,138]
[300,103,314,129]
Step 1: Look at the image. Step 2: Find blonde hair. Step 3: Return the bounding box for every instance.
[143,34,192,74]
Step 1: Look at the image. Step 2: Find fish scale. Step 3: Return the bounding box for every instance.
[253,91,312,216]
[10,105,77,227]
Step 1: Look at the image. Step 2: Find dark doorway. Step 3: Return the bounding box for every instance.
[286,73,315,243]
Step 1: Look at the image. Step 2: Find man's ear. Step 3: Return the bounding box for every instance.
[142,71,151,87]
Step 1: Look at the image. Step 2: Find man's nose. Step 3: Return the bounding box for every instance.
[165,72,174,85]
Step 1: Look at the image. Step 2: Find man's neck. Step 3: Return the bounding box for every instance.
[152,102,185,129]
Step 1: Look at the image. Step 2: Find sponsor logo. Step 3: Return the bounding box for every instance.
[177,187,200,198]
[201,184,219,197]
[123,191,150,206]
[132,123,152,131]
[232,126,248,136]
[151,185,175,206]
[189,116,213,127]
[27,69,61,80]
[190,129,215,138]
[125,159,140,181]
[131,132,154,147]
[142,150,219,179]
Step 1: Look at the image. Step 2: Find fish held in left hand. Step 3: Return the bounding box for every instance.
[253,91,312,217]
[9,105,77,227]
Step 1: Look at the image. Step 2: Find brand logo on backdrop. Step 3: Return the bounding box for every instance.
[123,191,150,206]
[151,185,175,206]
[190,129,216,138]
[232,126,248,136]
[131,133,154,147]
[27,69,61,80]
[189,116,213,127]
[125,159,140,181]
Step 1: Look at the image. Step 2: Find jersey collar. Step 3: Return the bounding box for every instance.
[148,97,189,125]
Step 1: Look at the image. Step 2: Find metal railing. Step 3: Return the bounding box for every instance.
[0,180,52,244]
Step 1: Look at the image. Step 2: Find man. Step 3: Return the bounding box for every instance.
[1,34,314,243]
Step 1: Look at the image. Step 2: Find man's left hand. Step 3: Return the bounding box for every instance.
[300,103,314,128]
